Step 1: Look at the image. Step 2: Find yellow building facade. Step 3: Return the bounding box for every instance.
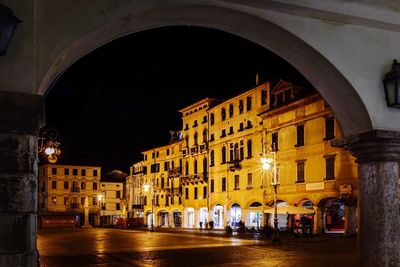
[38,164,101,226]
[135,80,358,234]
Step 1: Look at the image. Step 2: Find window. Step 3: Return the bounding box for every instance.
[155,195,159,206]
[228,126,234,135]
[64,181,69,189]
[64,168,69,175]
[202,129,207,143]
[51,180,57,189]
[325,117,335,140]
[272,132,279,151]
[51,196,57,205]
[210,113,215,125]
[210,150,215,166]
[210,134,215,142]
[185,135,189,147]
[116,203,120,210]
[296,124,305,147]
[203,186,207,198]
[239,140,244,161]
[64,197,69,206]
[222,177,226,192]
[239,100,244,114]
[221,147,227,164]
[171,160,175,169]
[171,196,175,205]
[185,123,189,130]
[247,140,253,158]
[185,188,189,200]
[202,115,207,124]
[52,168,57,175]
[93,169,98,176]
[193,120,198,127]
[156,151,159,158]
[151,163,160,173]
[185,161,189,176]
[166,149,170,156]
[194,132,198,145]
[93,182,98,190]
[229,143,234,162]
[221,129,226,138]
[247,173,253,188]
[229,104,234,118]
[81,182,86,190]
[161,178,165,189]
[325,156,335,180]
[234,175,240,190]
[143,166,148,174]
[246,120,252,129]
[246,96,252,111]
[201,158,207,179]
[239,122,244,132]
[261,90,268,105]
[93,197,98,205]
[221,108,226,121]
[194,159,198,174]
[81,169,86,176]
[164,161,169,171]
[81,197,85,205]
[194,187,198,199]
[72,169,78,176]
[116,191,121,198]
[297,161,305,183]
[211,179,215,193]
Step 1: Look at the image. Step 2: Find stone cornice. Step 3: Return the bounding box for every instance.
[331,130,400,163]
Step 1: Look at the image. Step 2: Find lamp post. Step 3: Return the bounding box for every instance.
[143,183,154,232]
[97,192,104,226]
[261,142,279,242]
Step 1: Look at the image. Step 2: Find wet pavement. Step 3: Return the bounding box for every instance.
[38,228,357,266]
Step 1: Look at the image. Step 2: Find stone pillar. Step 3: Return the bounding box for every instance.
[344,205,357,235]
[334,130,400,267]
[0,92,44,266]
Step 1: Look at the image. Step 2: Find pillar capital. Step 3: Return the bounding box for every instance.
[332,130,400,163]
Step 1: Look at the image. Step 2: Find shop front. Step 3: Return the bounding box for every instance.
[184,207,195,228]
[229,203,242,227]
[212,205,224,229]
[158,211,169,227]
[173,211,182,227]
[247,202,262,229]
[320,198,345,233]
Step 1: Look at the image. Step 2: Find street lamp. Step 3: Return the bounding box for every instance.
[97,192,104,226]
[261,143,279,242]
[143,183,155,232]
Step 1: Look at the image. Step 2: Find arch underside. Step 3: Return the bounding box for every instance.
[39,4,372,136]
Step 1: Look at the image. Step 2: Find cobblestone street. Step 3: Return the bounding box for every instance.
[38,228,357,266]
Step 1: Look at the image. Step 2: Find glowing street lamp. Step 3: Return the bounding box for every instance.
[97,192,104,226]
[261,142,279,242]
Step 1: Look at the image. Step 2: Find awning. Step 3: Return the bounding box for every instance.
[264,205,315,215]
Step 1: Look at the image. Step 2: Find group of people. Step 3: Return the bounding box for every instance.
[199,220,214,229]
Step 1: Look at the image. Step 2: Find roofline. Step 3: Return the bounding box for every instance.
[39,164,102,169]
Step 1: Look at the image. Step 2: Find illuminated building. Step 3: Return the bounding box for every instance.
[98,182,125,225]
[134,79,357,234]
[38,164,101,227]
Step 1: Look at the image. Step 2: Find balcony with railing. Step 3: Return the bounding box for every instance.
[168,167,182,179]
[181,172,208,186]
[228,159,241,172]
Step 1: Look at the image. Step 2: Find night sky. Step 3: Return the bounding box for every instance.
[45,26,311,174]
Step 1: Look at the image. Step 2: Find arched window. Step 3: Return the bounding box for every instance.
[194,132,198,146]
[222,146,227,164]
[210,150,215,166]
[203,157,208,178]
[185,135,189,147]
[194,159,198,174]
[247,140,252,158]
[185,161,189,176]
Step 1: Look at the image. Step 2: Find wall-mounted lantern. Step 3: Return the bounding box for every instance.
[0,3,21,56]
[383,60,400,108]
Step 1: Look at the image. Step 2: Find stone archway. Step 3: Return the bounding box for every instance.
[38,4,372,137]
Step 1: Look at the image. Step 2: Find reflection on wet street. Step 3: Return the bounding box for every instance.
[38,228,357,266]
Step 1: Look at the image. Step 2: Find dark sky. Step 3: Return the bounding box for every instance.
[45,26,311,174]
